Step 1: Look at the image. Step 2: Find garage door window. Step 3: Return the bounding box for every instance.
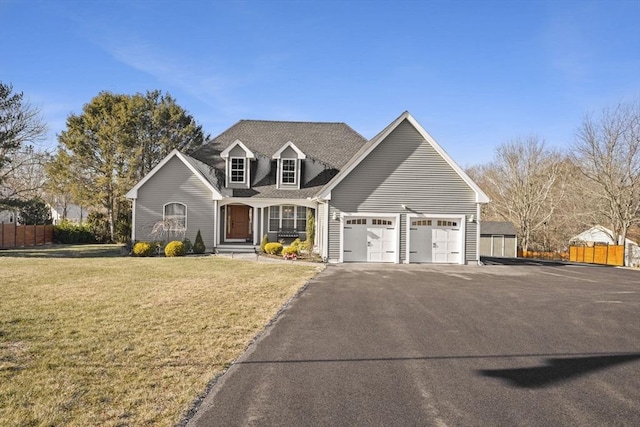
[346,218,367,225]
[437,220,458,227]
[372,218,392,225]
[412,219,432,226]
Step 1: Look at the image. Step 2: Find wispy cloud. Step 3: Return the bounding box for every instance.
[105,38,246,115]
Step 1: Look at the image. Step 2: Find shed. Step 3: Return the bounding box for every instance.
[480,221,518,257]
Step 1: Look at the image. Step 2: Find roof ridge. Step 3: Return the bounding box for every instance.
[238,119,349,125]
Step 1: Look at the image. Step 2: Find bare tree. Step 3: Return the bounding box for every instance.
[572,102,640,254]
[0,82,47,180]
[0,145,49,201]
[0,82,48,210]
[478,136,568,252]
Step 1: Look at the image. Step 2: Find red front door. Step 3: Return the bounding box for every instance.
[226,205,252,240]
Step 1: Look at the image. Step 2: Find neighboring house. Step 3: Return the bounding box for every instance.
[50,202,87,224]
[479,221,517,257]
[126,111,490,264]
[0,209,17,224]
[570,225,640,267]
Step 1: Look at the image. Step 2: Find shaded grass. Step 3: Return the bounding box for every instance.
[0,254,321,426]
[0,244,123,258]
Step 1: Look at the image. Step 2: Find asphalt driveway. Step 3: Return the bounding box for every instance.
[187,263,640,426]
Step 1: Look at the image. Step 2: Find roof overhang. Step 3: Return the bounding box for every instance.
[272,141,307,159]
[316,111,490,203]
[126,149,223,200]
[220,139,256,159]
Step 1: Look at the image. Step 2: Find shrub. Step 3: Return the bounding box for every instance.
[164,240,186,257]
[264,242,283,255]
[260,234,269,253]
[306,209,315,250]
[53,220,96,244]
[193,229,206,254]
[132,241,154,257]
[290,238,301,248]
[86,212,110,243]
[282,245,299,260]
[182,238,193,254]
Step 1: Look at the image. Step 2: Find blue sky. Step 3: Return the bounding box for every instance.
[1,0,639,167]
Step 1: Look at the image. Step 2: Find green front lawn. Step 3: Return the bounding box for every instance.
[0,248,320,426]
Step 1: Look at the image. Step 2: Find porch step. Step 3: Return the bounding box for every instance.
[215,244,259,254]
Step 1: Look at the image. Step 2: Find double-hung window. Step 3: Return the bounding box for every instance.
[230,158,245,183]
[281,159,296,185]
[164,202,187,230]
[269,206,308,231]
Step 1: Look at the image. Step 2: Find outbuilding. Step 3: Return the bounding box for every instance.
[479,221,518,257]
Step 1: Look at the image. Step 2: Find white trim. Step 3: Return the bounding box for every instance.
[279,158,298,188]
[126,149,223,200]
[322,202,329,260]
[253,207,259,245]
[476,204,482,263]
[259,207,264,246]
[339,212,400,264]
[272,141,306,159]
[220,139,255,159]
[213,200,219,247]
[228,156,247,184]
[316,112,490,204]
[131,199,136,241]
[405,213,466,265]
[218,198,317,209]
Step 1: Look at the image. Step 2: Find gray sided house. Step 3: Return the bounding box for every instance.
[126,112,489,264]
[479,221,518,257]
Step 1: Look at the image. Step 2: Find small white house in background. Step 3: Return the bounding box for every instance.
[50,203,86,224]
[0,209,17,224]
[570,225,640,267]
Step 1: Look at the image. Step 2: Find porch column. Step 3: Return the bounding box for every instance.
[213,200,218,247]
[253,207,260,245]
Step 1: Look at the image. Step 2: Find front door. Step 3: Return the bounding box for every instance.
[226,205,252,240]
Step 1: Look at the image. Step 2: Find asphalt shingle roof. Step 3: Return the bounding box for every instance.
[480,221,517,235]
[188,119,368,199]
[191,120,368,170]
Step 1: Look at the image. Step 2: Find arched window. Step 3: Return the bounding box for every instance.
[163,202,187,230]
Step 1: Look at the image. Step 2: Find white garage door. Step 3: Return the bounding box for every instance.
[343,217,396,262]
[409,218,462,264]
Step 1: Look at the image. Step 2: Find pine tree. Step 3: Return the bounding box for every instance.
[193,229,206,254]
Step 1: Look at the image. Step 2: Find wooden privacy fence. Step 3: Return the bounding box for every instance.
[0,223,54,249]
[569,245,624,266]
[519,250,569,261]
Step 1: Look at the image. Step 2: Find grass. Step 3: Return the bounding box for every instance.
[0,245,321,426]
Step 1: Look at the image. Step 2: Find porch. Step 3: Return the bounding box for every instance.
[216,201,316,248]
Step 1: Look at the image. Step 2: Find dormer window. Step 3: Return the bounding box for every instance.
[230,158,245,183]
[281,159,296,184]
[221,139,255,188]
[273,141,306,190]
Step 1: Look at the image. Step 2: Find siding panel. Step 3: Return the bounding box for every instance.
[135,156,215,250]
[329,119,479,262]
